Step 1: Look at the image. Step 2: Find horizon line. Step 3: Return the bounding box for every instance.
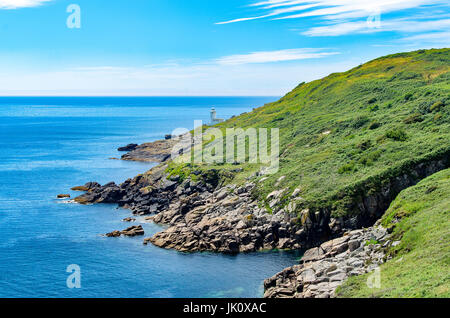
[0,95,282,98]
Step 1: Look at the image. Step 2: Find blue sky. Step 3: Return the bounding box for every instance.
[0,0,449,96]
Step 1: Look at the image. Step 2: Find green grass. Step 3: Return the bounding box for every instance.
[336,168,450,298]
[162,48,450,218]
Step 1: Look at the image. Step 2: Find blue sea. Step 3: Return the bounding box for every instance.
[0,97,299,298]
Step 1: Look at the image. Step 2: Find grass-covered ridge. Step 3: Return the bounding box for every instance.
[166,48,450,217]
[336,168,450,298]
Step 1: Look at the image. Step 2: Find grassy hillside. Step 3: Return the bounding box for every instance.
[166,48,450,218]
[336,168,450,298]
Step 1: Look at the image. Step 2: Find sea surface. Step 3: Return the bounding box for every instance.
[0,97,300,298]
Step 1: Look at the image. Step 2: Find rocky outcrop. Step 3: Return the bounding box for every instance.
[121,139,178,163]
[146,183,301,253]
[57,194,70,198]
[74,181,123,205]
[71,182,101,192]
[105,225,144,237]
[72,166,303,253]
[264,223,390,298]
[118,143,138,152]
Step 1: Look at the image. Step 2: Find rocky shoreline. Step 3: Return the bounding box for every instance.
[72,166,302,253]
[68,137,447,298]
[264,223,392,298]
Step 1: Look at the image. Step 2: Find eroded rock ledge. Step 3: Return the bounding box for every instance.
[145,183,301,253]
[264,223,391,298]
[120,139,178,163]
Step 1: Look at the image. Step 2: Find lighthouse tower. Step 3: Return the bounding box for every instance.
[210,107,224,125]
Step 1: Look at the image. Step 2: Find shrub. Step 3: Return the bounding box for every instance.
[430,101,444,112]
[338,161,357,174]
[369,121,381,130]
[365,239,380,246]
[368,104,379,112]
[351,116,369,129]
[404,113,424,124]
[356,140,372,151]
[386,129,408,141]
[433,113,442,122]
[404,93,414,101]
[358,150,382,166]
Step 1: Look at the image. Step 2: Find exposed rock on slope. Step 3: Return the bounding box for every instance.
[121,139,178,163]
[264,224,390,298]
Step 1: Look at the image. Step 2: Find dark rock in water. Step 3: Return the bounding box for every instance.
[105,230,121,237]
[122,225,145,236]
[71,182,101,192]
[57,194,70,199]
[74,182,121,204]
[123,217,136,222]
[118,143,138,152]
[105,225,144,237]
[165,134,172,140]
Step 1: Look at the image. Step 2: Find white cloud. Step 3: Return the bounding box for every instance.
[304,18,450,36]
[0,0,52,9]
[218,0,447,23]
[400,31,450,47]
[215,48,339,65]
[217,0,450,38]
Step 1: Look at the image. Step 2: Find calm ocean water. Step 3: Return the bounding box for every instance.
[0,97,299,298]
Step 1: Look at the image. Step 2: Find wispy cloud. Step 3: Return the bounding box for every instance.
[216,48,339,65]
[217,0,450,38]
[400,31,450,46]
[304,17,450,36]
[0,0,52,9]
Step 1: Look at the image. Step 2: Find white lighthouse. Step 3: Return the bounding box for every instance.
[210,107,224,125]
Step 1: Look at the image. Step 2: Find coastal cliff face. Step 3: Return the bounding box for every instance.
[73,151,448,255]
[71,48,449,298]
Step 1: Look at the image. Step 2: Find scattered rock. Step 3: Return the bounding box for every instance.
[57,194,70,198]
[105,225,144,238]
